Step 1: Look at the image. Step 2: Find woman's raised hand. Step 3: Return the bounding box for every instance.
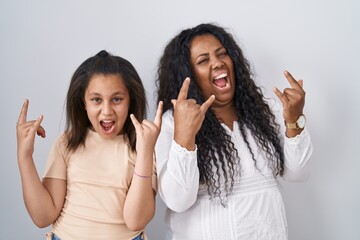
[273,71,305,123]
[171,77,215,151]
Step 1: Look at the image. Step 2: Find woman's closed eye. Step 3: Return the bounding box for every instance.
[218,51,228,58]
[197,57,209,65]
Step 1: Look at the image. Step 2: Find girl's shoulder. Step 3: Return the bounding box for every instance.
[53,132,68,147]
[51,132,71,159]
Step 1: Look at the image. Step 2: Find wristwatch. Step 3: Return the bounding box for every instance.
[285,114,306,129]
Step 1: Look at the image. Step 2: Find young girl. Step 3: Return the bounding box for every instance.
[16,50,162,240]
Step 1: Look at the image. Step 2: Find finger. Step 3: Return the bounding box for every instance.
[29,115,44,137]
[153,101,163,128]
[199,95,215,113]
[273,87,288,106]
[283,87,301,97]
[130,114,141,131]
[139,120,152,130]
[298,79,303,88]
[284,70,301,89]
[177,77,190,101]
[171,99,177,108]
[21,120,38,128]
[36,125,46,138]
[17,99,29,125]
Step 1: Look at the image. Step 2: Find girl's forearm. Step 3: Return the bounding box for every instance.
[123,152,155,231]
[18,156,60,228]
[123,179,155,231]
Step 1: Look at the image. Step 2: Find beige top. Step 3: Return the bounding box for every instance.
[43,130,156,240]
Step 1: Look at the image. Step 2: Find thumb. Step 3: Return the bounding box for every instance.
[130,114,141,132]
[273,87,287,106]
[31,115,45,138]
[298,79,304,88]
[153,101,163,128]
[171,99,177,108]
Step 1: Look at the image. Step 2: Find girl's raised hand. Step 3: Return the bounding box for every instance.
[16,99,46,160]
[130,101,163,155]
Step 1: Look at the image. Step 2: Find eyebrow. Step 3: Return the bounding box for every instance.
[194,46,226,60]
[87,91,127,96]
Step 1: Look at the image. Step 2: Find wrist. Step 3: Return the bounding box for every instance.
[174,138,196,151]
[133,170,152,179]
[285,128,303,138]
[284,114,306,130]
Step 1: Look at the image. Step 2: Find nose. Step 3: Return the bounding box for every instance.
[211,56,224,69]
[102,101,114,115]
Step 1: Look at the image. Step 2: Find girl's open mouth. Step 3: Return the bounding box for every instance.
[100,120,115,133]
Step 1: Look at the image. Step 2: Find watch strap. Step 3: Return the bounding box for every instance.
[284,114,306,129]
[285,121,300,129]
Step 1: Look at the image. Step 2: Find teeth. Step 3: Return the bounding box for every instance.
[102,120,113,123]
[214,73,227,80]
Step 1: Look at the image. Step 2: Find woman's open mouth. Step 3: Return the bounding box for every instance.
[213,73,228,88]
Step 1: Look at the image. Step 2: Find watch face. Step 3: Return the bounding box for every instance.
[297,115,306,128]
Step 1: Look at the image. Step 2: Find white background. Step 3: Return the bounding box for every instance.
[1,0,359,239]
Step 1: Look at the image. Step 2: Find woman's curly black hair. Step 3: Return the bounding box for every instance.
[156,23,284,201]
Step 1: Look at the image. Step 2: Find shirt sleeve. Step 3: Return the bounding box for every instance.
[270,99,314,182]
[155,111,200,212]
[43,133,68,180]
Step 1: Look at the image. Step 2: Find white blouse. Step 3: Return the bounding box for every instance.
[155,101,313,240]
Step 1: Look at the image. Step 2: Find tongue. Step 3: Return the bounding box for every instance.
[101,122,113,131]
[214,78,226,88]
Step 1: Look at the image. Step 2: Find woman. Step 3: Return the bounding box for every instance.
[155,23,313,239]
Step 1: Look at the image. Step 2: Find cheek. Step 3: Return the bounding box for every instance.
[116,105,129,118]
[85,106,98,119]
[194,67,208,80]
[227,60,234,74]
[196,79,212,93]
[86,111,94,123]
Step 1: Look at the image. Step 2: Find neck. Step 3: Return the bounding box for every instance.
[211,104,238,130]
